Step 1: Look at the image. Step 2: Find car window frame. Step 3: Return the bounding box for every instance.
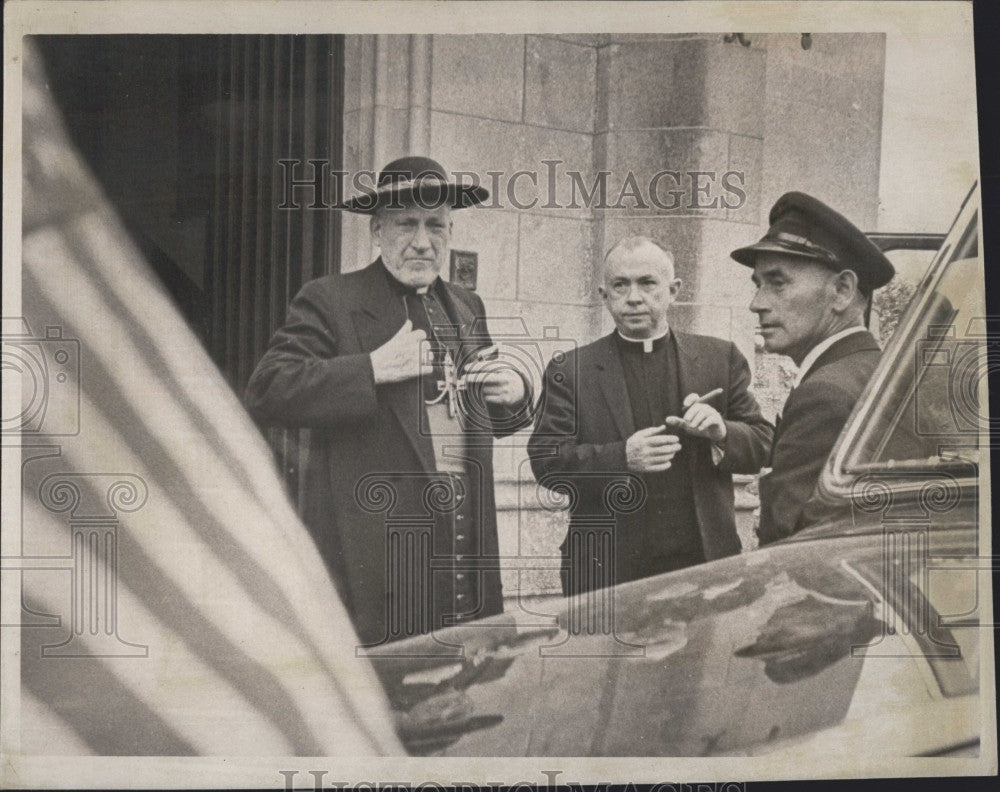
[817,183,982,503]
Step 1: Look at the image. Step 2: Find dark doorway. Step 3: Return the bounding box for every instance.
[34,34,345,500]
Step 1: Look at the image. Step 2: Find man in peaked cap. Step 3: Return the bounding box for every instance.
[247,156,534,646]
[731,191,895,545]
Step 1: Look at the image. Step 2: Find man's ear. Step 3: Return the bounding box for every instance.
[832,269,860,311]
[597,285,608,301]
[369,213,381,245]
[669,278,683,299]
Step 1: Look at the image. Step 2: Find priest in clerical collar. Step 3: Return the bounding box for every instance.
[529,236,773,600]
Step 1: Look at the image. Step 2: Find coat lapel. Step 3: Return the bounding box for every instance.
[671,330,711,476]
[594,334,635,439]
[350,258,407,349]
[800,330,880,386]
[771,332,879,457]
[349,259,436,472]
[672,331,703,408]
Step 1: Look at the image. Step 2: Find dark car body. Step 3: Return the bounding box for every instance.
[368,186,989,759]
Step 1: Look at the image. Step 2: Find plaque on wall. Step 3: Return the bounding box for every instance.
[449,249,478,290]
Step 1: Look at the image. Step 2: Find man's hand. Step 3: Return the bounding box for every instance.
[465,359,526,406]
[369,320,430,384]
[626,425,682,472]
[664,393,727,443]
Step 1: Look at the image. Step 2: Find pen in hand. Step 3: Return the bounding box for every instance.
[664,387,726,441]
[693,387,723,405]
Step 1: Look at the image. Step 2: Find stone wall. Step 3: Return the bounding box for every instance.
[340,33,886,596]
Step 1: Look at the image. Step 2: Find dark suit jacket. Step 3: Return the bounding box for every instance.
[245,259,533,645]
[757,330,881,545]
[527,330,773,587]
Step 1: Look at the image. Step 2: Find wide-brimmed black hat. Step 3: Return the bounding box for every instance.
[337,155,489,215]
[731,191,894,293]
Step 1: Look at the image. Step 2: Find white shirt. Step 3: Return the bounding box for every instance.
[793,326,867,388]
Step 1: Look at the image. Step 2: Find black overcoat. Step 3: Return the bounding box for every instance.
[757,330,881,545]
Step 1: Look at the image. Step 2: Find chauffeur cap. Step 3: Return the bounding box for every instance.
[731,191,894,294]
[337,155,489,215]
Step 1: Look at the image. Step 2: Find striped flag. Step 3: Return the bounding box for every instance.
[5,38,403,761]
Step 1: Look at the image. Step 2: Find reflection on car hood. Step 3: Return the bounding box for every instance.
[369,525,978,757]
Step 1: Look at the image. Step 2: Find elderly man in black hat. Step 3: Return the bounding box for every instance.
[731,192,895,545]
[247,156,533,646]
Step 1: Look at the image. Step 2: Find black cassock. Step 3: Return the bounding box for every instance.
[246,259,534,646]
[614,331,706,580]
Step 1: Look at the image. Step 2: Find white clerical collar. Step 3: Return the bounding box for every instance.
[617,326,670,353]
[793,326,867,387]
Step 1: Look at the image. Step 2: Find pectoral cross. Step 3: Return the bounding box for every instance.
[437,354,469,419]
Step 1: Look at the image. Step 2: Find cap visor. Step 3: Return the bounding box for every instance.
[730,238,836,267]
